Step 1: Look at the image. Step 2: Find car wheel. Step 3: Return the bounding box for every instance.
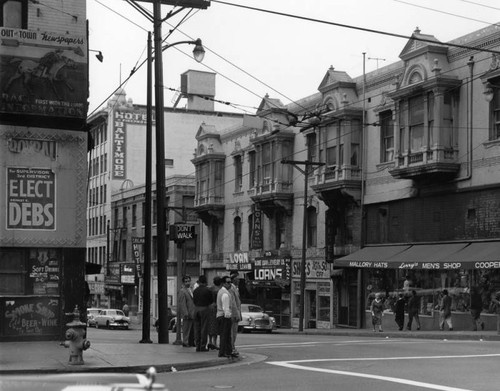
[106,321,110,329]
[266,329,272,334]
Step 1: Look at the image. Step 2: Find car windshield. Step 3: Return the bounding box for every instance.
[242,305,263,313]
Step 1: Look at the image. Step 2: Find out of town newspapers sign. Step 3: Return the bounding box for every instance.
[7,167,55,230]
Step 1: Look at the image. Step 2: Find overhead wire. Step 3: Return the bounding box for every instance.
[87,1,500,199]
[210,0,500,55]
[394,0,500,27]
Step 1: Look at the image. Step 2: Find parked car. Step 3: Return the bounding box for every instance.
[87,308,102,327]
[238,304,276,333]
[95,309,130,329]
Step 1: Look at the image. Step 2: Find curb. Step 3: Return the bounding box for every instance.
[0,353,266,375]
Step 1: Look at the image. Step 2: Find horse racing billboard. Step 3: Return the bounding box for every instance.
[0,27,87,120]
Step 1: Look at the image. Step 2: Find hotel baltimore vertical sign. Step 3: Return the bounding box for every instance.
[7,167,55,230]
[112,110,152,180]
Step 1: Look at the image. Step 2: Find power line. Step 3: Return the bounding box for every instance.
[394,0,500,27]
[211,0,500,55]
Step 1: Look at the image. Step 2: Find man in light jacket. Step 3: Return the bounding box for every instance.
[216,276,234,358]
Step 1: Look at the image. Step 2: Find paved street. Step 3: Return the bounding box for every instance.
[155,333,500,391]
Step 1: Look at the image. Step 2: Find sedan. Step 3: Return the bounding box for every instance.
[95,309,130,329]
[87,308,101,327]
[238,303,276,333]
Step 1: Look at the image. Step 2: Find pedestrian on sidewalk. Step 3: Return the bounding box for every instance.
[193,275,213,352]
[229,272,242,356]
[490,290,500,335]
[122,300,130,317]
[370,293,384,332]
[178,275,195,347]
[394,293,405,331]
[470,287,484,331]
[208,276,222,350]
[217,275,235,358]
[407,290,421,331]
[438,289,453,331]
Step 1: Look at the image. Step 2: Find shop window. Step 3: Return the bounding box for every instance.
[0,249,25,294]
[1,0,27,28]
[0,248,60,295]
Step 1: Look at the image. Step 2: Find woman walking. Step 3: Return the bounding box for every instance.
[371,293,384,332]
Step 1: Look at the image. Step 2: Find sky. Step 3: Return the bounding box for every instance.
[87,0,500,117]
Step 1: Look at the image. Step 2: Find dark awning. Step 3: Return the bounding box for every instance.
[334,242,500,270]
[440,242,500,269]
[334,245,410,268]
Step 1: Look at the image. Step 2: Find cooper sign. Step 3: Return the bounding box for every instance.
[7,167,55,230]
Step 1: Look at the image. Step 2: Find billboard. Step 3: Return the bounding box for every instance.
[0,27,87,119]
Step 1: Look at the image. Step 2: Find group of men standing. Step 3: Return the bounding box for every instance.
[177,272,242,358]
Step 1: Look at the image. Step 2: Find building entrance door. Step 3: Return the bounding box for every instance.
[306,289,317,328]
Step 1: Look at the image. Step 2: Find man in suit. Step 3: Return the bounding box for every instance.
[178,275,195,347]
[193,275,213,351]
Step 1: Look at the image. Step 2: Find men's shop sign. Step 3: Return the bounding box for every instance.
[335,261,500,270]
[7,167,55,230]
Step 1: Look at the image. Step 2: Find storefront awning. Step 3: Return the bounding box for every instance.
[440,242,500,269]
[334,245,410,268]
[334,242,500,270]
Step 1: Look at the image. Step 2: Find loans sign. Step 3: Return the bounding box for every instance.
[7,167,55,230]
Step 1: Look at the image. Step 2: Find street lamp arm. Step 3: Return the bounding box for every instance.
[162,38,205,62]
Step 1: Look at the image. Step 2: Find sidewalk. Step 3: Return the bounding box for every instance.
[1,327,499,375]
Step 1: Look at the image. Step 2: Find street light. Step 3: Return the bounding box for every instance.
[151,1,205,344]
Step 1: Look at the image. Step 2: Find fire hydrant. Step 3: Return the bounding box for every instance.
[63,305,91,365]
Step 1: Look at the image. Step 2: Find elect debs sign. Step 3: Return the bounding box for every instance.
[7,167,55,230]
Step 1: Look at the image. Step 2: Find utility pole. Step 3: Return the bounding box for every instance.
[134,0,210,344]
[140,31,153,344]
[281,159,324,332]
